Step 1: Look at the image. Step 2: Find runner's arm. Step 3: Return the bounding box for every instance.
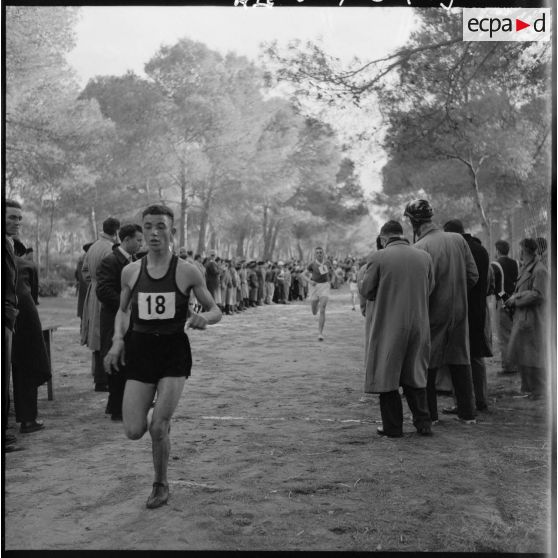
[181,263,222,329]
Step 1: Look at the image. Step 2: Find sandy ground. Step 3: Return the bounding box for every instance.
[4,288,553,551]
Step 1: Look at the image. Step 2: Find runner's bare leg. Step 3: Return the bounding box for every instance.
[150,376,186,485]
[122,380,157,440]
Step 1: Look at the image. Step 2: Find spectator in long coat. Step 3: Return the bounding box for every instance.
[81,217,120,391]
[239,262,249,308]
[96,224,143,420]
[505,238,548,399]
[204,251,220,304]
[404,200,478,424]
[256,262,265,306]
[76,242,93,321]
[356,239,382,404]
[360,221,435,437]
[11,238,51,433]
[247,262,259,306]
[443,220,493,412]
[491,240,520,374]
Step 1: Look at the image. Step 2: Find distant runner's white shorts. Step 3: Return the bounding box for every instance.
[310,281,330,302]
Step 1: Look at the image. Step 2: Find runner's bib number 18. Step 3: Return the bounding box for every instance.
[138,292,176,320]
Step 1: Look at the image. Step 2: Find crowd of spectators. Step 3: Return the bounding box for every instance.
[3,197,550,452]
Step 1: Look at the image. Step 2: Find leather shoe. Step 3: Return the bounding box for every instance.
[377,426,403,438]
[417,426,433,436]
[20,421,44,434]
[111,414,123,422]
[442,406,458,415]
[146,482,169,509]
[4,443,24,452]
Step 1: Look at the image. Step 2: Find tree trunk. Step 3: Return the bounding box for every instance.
[179,163,188,248]
[297,241,304,261]
[89,207,97,240]
[269,221,281,261]
[468,166,491,248]
[196,198,211,255]
[45,202,55,278]
[262,205,271,259]
[236,229,246,258]
[34,213,42,276]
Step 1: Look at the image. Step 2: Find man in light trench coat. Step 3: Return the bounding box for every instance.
[81,217,120,391]
[360,220,435,438]
[404,200,479,424]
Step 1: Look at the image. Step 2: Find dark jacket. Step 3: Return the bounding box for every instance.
[11,257,51,387]
[4,237,19,331]
[96,247,131,357]
[75,253,88,319]
[491,255,519,299]
[463,234,492,358]
[205,260,220,293]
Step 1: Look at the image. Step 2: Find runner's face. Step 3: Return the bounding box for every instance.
[6,207,22,237]
[315,249,324,262]
[142,214,174,253]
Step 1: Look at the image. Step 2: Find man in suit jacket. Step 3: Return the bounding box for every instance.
[81,217,120,391]
[96,224,143,420]
[4,200,22,452]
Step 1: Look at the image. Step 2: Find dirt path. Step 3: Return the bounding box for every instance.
[4,290,551,551]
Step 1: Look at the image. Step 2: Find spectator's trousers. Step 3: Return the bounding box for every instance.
[379,385,431,436]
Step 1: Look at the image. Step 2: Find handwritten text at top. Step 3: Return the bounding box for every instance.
[233,0,455,11]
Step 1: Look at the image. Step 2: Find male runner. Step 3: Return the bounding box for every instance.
[104,205,221,509]
[307,246,333,341]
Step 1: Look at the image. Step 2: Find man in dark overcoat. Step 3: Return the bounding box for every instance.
[4,200,22,451]
[443,220,492,412]
[76,242,93,321]
[96,224,143,420]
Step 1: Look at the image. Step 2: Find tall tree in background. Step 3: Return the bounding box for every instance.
[6,6,115,273]
[265,9,551,241]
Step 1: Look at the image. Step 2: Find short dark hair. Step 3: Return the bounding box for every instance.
[187,250,193,257]
[520,238,538,255]
[102,217,120,236]
[495,240,510,255]
[118,224,142,242]
[443,219,465,234]
[315,246,323,251]
[194,254,202,261]
[380,220,403,237]
[142,204,174,224]
[5,199,22,210]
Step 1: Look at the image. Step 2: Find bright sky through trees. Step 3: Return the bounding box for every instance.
[66,6,416,86]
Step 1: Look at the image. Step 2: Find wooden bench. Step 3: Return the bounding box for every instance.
[41,324,60,401]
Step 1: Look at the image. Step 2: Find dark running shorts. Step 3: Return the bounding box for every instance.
[125,330,192,384]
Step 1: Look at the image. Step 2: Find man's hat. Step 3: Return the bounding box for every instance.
[404,199,433,223]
